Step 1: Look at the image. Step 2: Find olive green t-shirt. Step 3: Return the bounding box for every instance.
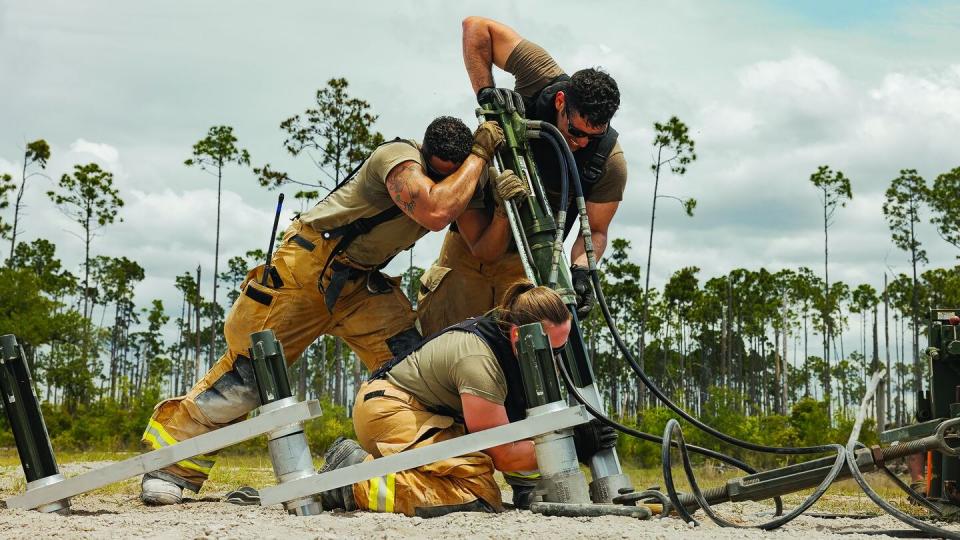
[505,39,627,204]
[300,141,485,267]
[387,331,508,415]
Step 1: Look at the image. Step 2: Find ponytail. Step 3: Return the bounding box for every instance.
[497,280,570,328]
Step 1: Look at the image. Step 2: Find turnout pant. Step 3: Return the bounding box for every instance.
[349,379,502,517]
[142,219,420,491]
[416,231,526,336]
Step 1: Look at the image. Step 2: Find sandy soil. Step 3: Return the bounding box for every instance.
[2,462,959,539]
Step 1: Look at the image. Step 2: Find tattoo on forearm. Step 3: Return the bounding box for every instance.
[386,162,421,214]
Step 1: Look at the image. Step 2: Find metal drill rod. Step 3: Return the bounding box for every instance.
[673,417,960,510]
[248,330,321,516]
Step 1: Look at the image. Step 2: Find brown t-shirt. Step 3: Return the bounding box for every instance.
[300,140,483,267]
[387,331,508,415]
[505,40,627,204]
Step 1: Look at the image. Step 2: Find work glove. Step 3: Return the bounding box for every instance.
[471,120,505,163]
[491,168,529,207]
[477,87,526,114]
[570,264,596,319]
[573,418,619,464]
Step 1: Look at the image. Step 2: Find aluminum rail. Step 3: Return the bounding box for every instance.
[5,398,322,511]
[259,404,590,507]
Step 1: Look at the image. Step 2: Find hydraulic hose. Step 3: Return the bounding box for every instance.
[660,419,844,529]
[556,359,759,474]
[526,126,569,288]
[538,113,848,528]
[841,375,960,540]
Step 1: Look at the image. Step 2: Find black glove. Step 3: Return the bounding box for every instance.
[476,87,525,114]
[573,418,618,464]
[570,265,596,319]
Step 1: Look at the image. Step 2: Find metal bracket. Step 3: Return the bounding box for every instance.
[259,404,590,507]
[5,399,323,511]
[880,418,947,444]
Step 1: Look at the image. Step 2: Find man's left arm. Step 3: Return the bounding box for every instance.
[570,200,619,266]
[570,147,627,265]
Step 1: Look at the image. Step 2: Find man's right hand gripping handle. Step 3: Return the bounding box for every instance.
[471,120,505,162]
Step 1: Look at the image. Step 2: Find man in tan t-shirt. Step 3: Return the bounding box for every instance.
[417,16,627,336]
[140,116,521,504]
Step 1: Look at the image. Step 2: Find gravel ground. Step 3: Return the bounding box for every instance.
[2,462,959,539]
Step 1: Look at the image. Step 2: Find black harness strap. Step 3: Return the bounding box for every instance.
[290,234,315,251]
[312,138,421,310]
[244,284,273,307]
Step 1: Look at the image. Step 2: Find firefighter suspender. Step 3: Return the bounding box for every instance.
[314,138,418,312]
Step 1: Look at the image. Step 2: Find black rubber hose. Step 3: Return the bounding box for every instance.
[662,419,846,530]
[545,108,833,457]
[844,443,960,539]
[556,358,757,473]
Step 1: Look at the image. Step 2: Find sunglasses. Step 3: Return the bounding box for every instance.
[565,107,607,141]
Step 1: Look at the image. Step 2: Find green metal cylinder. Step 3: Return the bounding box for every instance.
[0,334,61,483]
[249,330,293,405]
[517,323,563,408]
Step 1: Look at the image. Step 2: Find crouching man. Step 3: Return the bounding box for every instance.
[317,281,572,516]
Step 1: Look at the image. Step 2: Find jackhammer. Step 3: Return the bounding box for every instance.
[477,90,634,505]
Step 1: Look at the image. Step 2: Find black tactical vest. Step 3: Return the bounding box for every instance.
[370,315,529,422]
[523,75,619,238]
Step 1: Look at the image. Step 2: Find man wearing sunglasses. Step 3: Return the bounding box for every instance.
[415,16,625,509]
[418,16,625,335]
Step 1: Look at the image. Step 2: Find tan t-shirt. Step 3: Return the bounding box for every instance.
[387,331,508,415]
[505,40,627,204]
[300,140,483,267]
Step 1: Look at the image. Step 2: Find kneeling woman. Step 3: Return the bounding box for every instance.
[318,280,571,517]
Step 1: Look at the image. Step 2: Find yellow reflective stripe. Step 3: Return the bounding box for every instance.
[504,471,541,479]
[143,419,177,447]
[176,458,213,475]
[142,432,163,451]
[384,473,395,513]
[142,420,215,476]
[368,477,381,511]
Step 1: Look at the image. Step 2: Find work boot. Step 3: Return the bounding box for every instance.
[511,484,537,510]
[140,474,183,506]
[319,437,369,511]
[504,471,540,510]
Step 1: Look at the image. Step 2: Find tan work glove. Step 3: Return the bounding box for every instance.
[471,121,505,162]
[491,167,528,217]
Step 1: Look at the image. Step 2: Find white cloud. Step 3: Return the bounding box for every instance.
[68,139,120,167]
[739,51,846,98]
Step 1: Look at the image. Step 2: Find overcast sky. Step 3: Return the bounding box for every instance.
[2,1,958,347]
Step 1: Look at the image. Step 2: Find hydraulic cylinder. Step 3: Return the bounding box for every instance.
[0,334,70,514]
[249,330,320,516]
[517,323,590,504]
